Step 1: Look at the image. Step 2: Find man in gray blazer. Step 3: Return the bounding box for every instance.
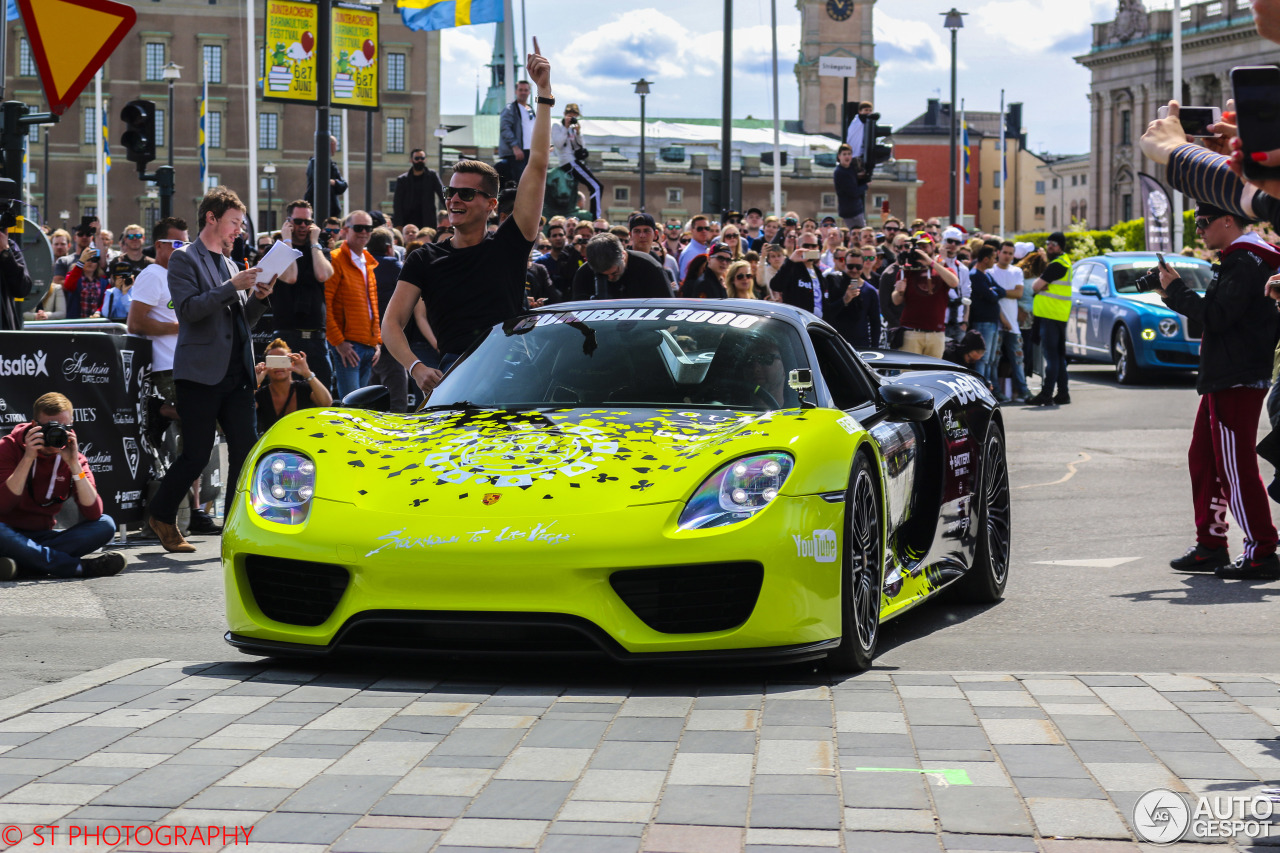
[498,80,534,186]
[147,187,275,553]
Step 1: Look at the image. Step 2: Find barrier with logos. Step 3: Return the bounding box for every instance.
[0,330,153,524]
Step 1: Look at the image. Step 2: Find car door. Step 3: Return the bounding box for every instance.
[1066,263,1097,356]
[1083,264,1111,356]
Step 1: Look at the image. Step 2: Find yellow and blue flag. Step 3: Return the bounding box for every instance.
[961,120,970,185]
[199,81,207,188]
[101,108,110,172]
[397,0,503,32]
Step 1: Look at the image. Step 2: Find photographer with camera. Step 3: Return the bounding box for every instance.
[0,393,125,580]
[552,104,601,219]
[887,232,960,357]
[1156,204,1280,579]
[100,260,135,323]
[0,228,32,331]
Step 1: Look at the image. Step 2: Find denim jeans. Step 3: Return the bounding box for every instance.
[972,322,1001,387]
[0,515,116,578]
[1041,318,1069,398]
[330,341,377,400]
[997,329,1032,399]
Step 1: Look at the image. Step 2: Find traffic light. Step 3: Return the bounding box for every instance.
[0,101,29,185]
[120,99,156,168]
[866,113,894,170]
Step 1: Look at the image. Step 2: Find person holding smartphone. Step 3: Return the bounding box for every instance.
[254,339,332,433]
[1158,203,1280,579]
[770,234,831,317]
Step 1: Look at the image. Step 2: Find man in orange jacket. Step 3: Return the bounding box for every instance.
[325,210,382,399]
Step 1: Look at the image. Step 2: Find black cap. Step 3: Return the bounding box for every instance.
[707,241,733,258]
[821,215,836,225]
[370,210,387,227]
[1194,202,1231,219]
[746,207,763,217]
[1047,231,1068,248]
[628,212,656,230]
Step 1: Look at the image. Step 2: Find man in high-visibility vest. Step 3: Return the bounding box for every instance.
[1028,232,1073,406]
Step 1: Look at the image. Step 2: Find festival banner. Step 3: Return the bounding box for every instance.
[1138,172,1173,254]
[331,2,379,111]
[263,0,319,105]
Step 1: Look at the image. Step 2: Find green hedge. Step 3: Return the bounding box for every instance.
[1014,214,1200,258]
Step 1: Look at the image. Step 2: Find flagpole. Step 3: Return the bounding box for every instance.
[999,88,1006,237]
[247,0,260,233]
[502,0,515,107]
[769,0,781,219]
[342,109,350,208]
[958,99,964,230]
[95,70,105,229]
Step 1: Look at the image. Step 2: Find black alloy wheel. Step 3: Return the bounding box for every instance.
[829,451,883,672]
[954,424,1011,603]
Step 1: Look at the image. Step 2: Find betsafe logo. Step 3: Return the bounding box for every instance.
[0,350,48,377]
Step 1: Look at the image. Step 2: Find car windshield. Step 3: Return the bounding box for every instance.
[428,307,809,411]
[1112,261,1211,294]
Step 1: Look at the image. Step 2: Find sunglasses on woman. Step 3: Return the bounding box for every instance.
[443,186,494,201]
[733,273,753,280]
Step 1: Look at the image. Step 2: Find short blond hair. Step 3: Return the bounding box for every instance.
[34,392,71,418]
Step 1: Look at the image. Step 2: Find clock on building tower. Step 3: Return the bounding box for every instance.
[796,0,877,136]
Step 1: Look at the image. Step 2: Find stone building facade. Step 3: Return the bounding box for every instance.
[795,0,877,136]
[1075,0,1266,228]
[8,0,440,233]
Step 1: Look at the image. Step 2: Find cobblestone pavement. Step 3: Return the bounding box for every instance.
[2,661,1280,851]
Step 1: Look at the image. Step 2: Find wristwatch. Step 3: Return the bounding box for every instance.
[312,244,324,251]
[536,95,555,106]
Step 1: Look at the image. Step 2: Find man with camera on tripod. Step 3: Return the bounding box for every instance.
[1160,203,1280,579]
[0,393,125,580]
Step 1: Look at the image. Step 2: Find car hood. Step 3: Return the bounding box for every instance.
[1116,292,1182,315]
[267,406,819,517]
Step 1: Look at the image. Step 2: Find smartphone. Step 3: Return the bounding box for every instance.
[1157,105,1221,137]
[265,354,292,369]
[803,250,821,262]
[1233,66,1280,181]
[1156,252,1167,269]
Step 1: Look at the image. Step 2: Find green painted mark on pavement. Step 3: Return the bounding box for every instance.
[853,767,973,786]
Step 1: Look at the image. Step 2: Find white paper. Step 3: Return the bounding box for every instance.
[256,240,303,283]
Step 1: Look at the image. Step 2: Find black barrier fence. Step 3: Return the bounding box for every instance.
[0,329,153,524]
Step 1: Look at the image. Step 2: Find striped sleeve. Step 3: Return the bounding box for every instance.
[1165,144,1246,216]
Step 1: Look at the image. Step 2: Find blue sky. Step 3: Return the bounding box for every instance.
[437,0,1127,156]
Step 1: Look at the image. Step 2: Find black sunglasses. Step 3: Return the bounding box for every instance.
[412,156,426,163]
[291,217,313,226]
[745,351,782,365]
[733,273,753,280]
[693,225,711,232]
[1194,215,1221,230]
[444,186,494,201]
[349,224,373,233]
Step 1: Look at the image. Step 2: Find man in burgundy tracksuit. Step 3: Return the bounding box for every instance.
[0,392,125,580]
[1164,204,1280,579]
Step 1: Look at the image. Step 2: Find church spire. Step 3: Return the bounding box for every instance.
[479,24,522,115]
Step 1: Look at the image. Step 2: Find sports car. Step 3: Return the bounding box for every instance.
[223,300,1010,670]
[1065,252,1212,384]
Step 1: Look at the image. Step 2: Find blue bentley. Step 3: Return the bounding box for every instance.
[1065,252,1212,384]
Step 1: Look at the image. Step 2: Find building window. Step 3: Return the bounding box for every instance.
[1081,174,1087,186]
[1120,110,1131,145]
[1071,175,1078,186]
[1035,180,1045,194]
[1051,206,1057,227]
[386,117,405,153]
[387,178,398,194]
[85,171,98,186]
[1070,201,1079,221]
[387,53,406,91]
[1180,4,1191,20]
[993,171,1001,189]
[258,113,278,149]
[144,207,159,232]
[203,44,223,84]
[824,104,836,125]
[1051,178,1058,189]
[18,38,36,77]
[1080,202,1087,222]
[1206,1,1222,15]
[144,43,165,81]
[1035,205,1045,216]
[208,174,220,188]
[83,107,98,145]
[154,108,165,148]
[614,186,630,203]
[667,187,683,204]
[872,194,888,210]
[207,111,222,149]
[821,192,837,209]
[1121,193,1133,221]
[329,115,342,149]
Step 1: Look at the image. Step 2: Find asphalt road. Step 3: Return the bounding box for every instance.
[3,364,1277,701]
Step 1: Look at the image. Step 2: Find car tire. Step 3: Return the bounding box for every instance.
[953,423,1011,604]
[1113,326,1143,385]
[828,451,884,673]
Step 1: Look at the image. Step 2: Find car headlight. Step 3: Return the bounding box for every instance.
[678,453,794,530]
[251,451,316,525]
[1159,318,1179,337]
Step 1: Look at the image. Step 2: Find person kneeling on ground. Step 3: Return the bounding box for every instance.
[0,392,125,580]
[943,329,987,368]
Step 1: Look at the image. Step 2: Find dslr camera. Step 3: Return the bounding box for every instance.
[40,421,68,449]
[897,238,928,270]
[1133,253,1171,293]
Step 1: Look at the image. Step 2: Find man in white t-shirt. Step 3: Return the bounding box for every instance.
[126,217,220,536]
[991,240,1031,402]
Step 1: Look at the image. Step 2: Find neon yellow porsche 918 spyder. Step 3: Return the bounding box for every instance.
[224,299,1010,670]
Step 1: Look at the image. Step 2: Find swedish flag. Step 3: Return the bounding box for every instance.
[397,0,503,32]
[961,120,970,185]
[199,84,206,189]
[102,108,110,172]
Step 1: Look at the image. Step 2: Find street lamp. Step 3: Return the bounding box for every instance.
[59,209,69,229]
[161,62,181,170]
[263,162,277,231]
[633,78,652,212]
[942,8,966,225]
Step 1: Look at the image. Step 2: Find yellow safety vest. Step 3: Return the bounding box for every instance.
[1033,253,1073,322]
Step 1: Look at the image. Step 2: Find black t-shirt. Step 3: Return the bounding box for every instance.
[255,380,316,434]
[273,244,328,330]
[570,250,671,301]
[399,217,534,356]
[682,271,728,300]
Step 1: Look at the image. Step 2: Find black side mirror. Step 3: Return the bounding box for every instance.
[878,384,934,422]
[342,385,391,412]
